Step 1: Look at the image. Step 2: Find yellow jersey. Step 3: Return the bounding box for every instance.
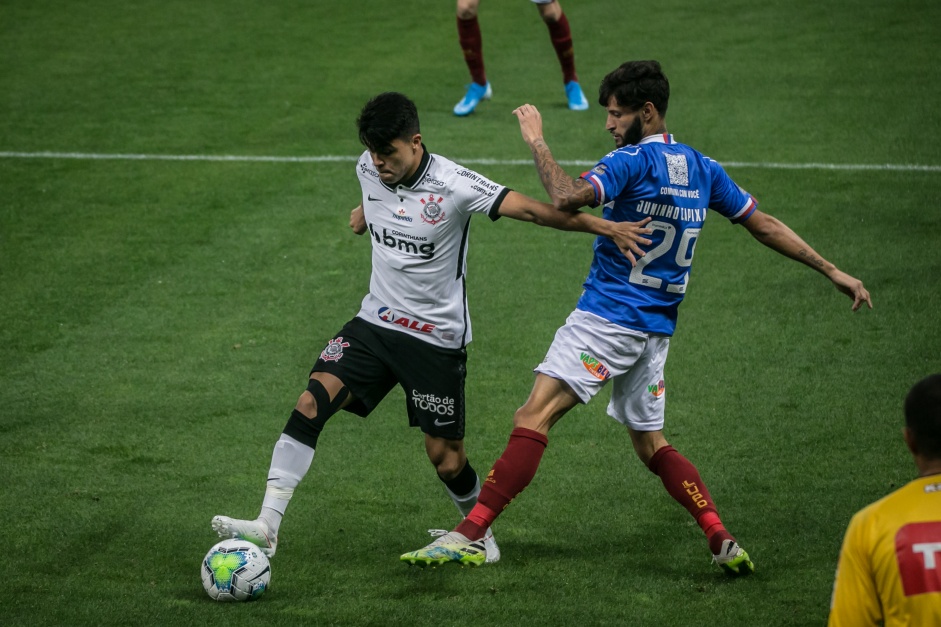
[829,475,941,626]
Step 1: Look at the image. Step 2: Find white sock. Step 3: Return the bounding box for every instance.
[446,475,481,518]
[258,433,315,536]
[445,476,494,539]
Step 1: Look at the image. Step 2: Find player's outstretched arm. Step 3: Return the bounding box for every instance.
[349,204,366,235]
[498,191,651,266]
[513,104,596,211]
[741,209,872,311]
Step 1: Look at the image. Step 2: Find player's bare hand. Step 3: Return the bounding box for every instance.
[608,217,653,267]
[829,269,873,311]
[350,204,366,235]
[513,104,545,146]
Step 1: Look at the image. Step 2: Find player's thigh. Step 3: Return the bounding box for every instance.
[534,309,649,405]
[310,318,397,417]
[607,335,670,431]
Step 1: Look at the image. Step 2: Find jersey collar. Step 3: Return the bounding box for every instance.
[638,133,674,145]
[383,143,432,191]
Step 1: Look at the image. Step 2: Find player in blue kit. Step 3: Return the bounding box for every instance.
[402,60,872,572]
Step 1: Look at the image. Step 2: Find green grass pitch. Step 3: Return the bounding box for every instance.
[2,0,940,625]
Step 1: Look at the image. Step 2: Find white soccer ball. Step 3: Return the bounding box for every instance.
[201,539,271,602]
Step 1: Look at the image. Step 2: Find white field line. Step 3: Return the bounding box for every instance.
[0,150,939,172]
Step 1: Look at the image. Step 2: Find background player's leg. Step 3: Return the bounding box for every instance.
[454,0,491,115]
[534,0,588,110]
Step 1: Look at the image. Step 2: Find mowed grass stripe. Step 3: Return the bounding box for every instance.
[2,150,940,172]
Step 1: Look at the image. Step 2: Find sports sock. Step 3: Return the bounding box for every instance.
[647,445,732,554]
[457,16,487,85]
[259,433,315,536]
[440,460,480,517]
[545,12,578,84]
[455,427,548,540]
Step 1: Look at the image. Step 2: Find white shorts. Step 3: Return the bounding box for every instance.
[530,0,556,4]
[534,309,670,431]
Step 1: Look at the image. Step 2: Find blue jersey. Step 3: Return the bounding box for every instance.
[578,134,757,335]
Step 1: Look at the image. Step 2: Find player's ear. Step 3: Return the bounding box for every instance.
[410,133,422,150]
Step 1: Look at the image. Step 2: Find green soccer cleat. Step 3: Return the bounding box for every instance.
[713,539,754,576]
[400,531,486,568]
[212,515,278,558]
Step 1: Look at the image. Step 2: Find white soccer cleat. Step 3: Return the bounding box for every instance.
[482,528,500,564]
[401,530,486,567]
[425,528,499,564]
[211,515,278,558]
[713,539,754,576]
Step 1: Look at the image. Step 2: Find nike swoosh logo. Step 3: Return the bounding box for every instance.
[434,419,456,427]
[368,195,381,201]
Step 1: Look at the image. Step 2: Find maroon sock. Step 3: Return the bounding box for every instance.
[457,16,487,85]
[546,13,578,83]
[454,427,549,541]
[647,445,733,554]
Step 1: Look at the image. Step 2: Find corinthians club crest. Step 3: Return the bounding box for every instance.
[320,337,350,362]
[420,194,445,225]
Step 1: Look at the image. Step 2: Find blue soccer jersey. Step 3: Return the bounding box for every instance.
[578,134,757,335]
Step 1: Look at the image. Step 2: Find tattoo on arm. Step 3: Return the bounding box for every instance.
[530,140,593,207]
[798,248,825,269]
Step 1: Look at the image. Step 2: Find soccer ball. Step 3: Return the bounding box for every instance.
[201,539,271,602]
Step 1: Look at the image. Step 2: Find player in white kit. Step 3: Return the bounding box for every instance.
[211,92,652,564]
[403,61,872,573]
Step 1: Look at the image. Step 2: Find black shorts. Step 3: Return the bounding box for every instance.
[311,316,467,440]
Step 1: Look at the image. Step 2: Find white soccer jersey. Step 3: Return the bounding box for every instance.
[354,147,510,349]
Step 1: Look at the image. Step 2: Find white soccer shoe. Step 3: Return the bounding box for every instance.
[211,515,278,558]
[428,528,500,564]
[713,539,754,576]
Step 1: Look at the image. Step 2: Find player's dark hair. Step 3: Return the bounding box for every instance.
[905,373,941,459]
[357,92,420,153]
[598,60,670,116]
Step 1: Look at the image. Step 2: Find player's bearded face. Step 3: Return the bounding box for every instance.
[606,98,644,148]
[620,115,644,147]
[608,115,644,148]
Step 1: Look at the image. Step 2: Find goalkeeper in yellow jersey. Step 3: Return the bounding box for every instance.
[829,374,941,626]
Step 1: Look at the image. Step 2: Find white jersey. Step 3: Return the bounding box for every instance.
[354,147,510,349]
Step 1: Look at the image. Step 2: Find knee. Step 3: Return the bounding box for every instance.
[295,391,316,418]
[456,0,478,20]
[537,1,562,23]
[512,404,547,432]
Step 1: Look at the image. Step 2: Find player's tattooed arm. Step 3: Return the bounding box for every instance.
[514,104,595,211]
[528,139,597,211]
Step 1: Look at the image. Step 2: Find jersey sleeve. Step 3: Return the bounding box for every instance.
[706,158,757,223]
[828,510,883,627]
[580,149,638,208]
[448,166,511,222]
